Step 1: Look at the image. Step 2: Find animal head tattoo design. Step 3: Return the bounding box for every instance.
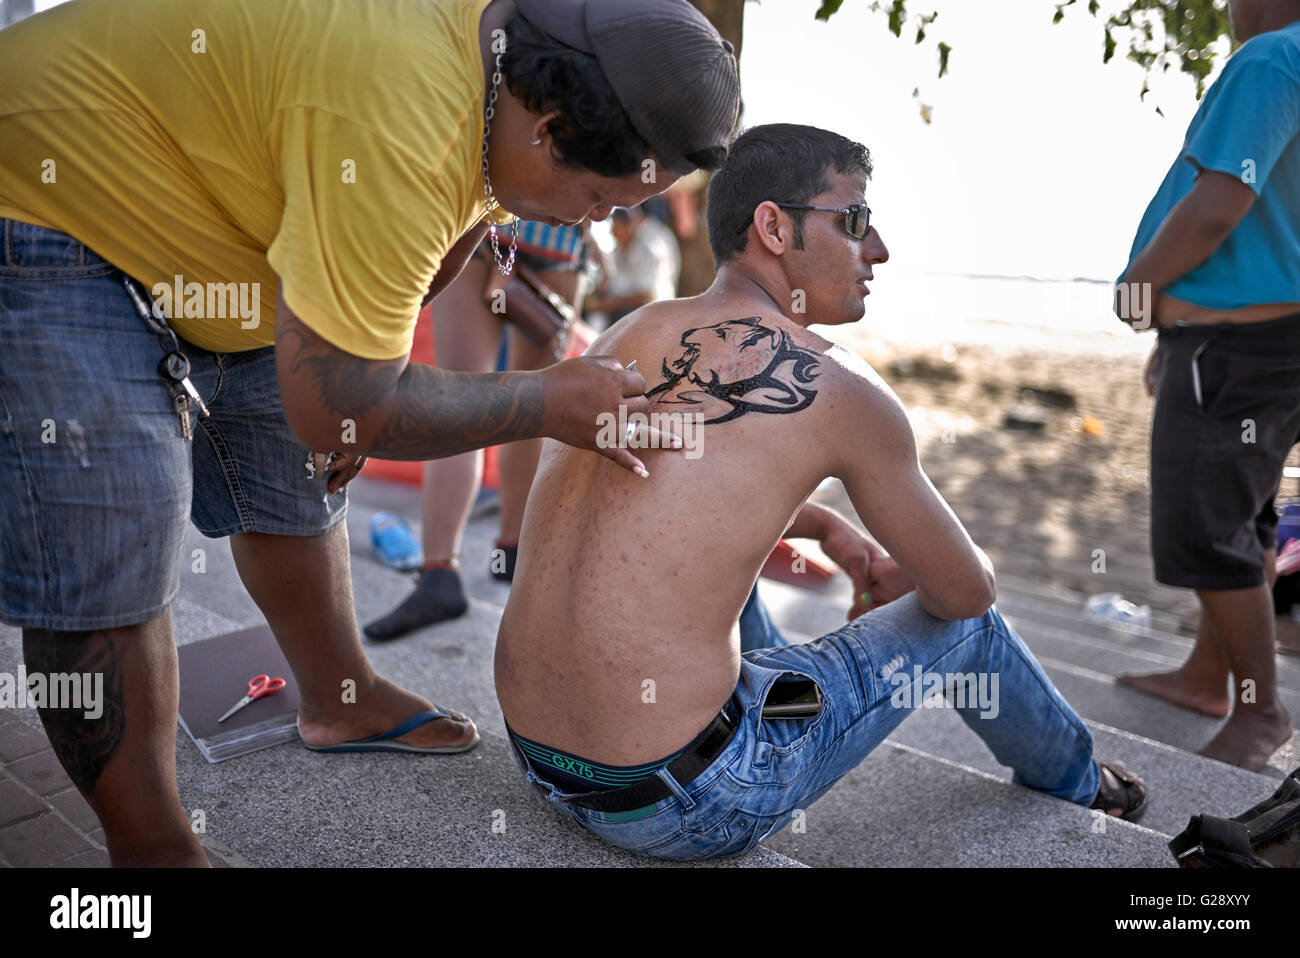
[645,318,821,424]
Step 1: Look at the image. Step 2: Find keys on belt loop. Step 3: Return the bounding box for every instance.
[158,350,209,417]
[158,350,208,441]
[120,272,209,440]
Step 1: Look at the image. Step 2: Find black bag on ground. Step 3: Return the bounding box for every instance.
[1169,767,1300,867]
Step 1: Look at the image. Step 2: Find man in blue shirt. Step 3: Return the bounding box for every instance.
[1115,0,1300,771]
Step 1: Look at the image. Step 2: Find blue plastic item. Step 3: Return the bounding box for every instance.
[1279,499,1300,552]
[369,512,424,571]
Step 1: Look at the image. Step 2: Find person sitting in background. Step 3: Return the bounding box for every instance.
[584,206,680,327]
[364,221,589,641]
[494,123,1147,861]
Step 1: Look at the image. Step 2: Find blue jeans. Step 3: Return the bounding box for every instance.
[737,584,789,654]
[0,219,346,630]
[510,593,1100,861]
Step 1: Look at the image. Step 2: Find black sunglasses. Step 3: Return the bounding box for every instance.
[772,202,872,239]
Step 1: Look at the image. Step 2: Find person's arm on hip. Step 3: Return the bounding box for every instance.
[1117,170,1256,324]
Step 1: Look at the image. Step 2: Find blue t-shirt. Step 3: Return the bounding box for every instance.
[1122,22,1300,309]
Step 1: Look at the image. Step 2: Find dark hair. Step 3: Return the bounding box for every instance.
[500,10,649,177]
[706,124,872,265]
[501,11,728,178]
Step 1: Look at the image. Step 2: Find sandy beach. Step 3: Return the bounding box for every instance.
[815,329,1300,635]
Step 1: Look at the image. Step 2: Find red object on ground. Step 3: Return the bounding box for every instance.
[364,307,596,490]
[760,539,837,587]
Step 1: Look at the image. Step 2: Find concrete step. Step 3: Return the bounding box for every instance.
[1008,625,1300,748]
[744,553,1300,777]
[1030,659,1300,780]
[993,609,1300,725]
[880,704,1280,838]
[993,573,1190,636]
[760,741,1174,867]
[760,564,1300,690]
[994,589,1300,693]
[400,481,1300,831]
[170,725,802,868]
[3,474,1269,868]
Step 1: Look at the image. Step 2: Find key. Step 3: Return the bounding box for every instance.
[175,374,209,418]
[172,390,193,441]
[158,351,209,418]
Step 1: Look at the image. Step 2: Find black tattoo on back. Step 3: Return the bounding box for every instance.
[645,317,821,424]
[22,630,125,795]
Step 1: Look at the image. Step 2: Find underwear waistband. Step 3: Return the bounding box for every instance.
[507,725,701,792]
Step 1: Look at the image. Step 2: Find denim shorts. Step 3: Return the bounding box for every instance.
[0,219,346,631]
[507,592,1099,861]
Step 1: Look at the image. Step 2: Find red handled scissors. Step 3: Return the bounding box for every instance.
[217,674,287,723]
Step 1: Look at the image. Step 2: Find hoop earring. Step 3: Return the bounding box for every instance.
[530,137,542,146]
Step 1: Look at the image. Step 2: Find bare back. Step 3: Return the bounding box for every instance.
[495,296,866,763]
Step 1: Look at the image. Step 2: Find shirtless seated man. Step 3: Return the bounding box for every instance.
[494,123,1148,861]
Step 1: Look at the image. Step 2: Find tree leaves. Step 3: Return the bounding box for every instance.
[812,0,1236,110]
[814,0,845,23]
[1064,0,1237,101]
[888,0,907,37]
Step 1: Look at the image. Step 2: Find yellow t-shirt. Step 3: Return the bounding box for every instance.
[0,0,513,359]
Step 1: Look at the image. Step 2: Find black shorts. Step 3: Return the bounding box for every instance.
[1150,313,1300,591]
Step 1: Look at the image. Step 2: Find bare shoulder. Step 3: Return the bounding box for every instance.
[816,343,917,473]
[818,343,906,414]
[584,299,687,360]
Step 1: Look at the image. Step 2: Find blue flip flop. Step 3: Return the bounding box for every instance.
[304,707,479,754]
[370,512,424,571]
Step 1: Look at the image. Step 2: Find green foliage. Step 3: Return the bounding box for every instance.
[1059,0,1236,99]
[819,0,1236,103]
[813,1,845,22]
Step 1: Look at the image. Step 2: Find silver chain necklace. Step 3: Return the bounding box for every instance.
[481,45,518,276]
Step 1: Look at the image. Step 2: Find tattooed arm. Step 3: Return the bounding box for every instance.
[274,285,660,468]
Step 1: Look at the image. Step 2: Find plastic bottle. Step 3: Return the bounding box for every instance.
[1085,592,1151,629]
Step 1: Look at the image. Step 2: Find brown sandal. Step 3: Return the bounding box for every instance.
[1089,760,1148,823]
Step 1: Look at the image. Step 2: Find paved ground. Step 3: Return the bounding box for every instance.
[2,475,1295,867]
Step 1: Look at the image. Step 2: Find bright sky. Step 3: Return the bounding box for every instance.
[739,0,1230,283]
[27,0,1230,345]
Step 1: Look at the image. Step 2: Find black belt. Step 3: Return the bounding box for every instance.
[529,697,743,815]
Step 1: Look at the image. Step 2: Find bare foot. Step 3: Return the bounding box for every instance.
[108,836,212,867]
[1275,616,1300,657]
[1115,669,1230,718]
[296,675,478,752]
[1198,705,1293,772]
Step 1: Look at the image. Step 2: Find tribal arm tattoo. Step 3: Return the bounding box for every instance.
[276,310,544,461]
[22,630,125,796]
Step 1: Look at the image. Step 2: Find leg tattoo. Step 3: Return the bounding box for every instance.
[22,629,126,795]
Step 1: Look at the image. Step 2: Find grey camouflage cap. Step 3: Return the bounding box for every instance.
[513,0,740,175]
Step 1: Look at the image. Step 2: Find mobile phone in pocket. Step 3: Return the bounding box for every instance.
[761,677,823,718]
